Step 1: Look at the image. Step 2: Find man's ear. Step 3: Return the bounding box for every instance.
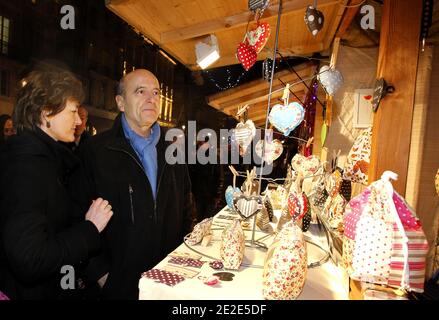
[115,95,125,112]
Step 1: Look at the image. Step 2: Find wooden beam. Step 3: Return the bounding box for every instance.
[336,0,365,38]
[323,0,349,50]
[368,0,423,194]
[160,0,339,44]
[220,87,306,112]
[208,62,314,107]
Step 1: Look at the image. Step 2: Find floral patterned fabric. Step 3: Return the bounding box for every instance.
[220,219,245,270]
[185,217,213,245]
[344,127,372,185]
[262,221,307,300]
[291,154,320,178]
[435,168,439,197]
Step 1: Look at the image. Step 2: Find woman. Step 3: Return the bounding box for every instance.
[0,68,113,299]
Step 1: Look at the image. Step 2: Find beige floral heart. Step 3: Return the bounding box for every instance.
[291,154,320,177]
[255,139,283,164]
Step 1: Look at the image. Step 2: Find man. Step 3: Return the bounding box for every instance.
[75,69,195,299]
[67,105,90,152]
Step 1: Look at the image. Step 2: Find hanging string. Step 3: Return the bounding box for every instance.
[277,51,325,108]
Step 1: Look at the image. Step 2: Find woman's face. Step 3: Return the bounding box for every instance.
[42,98,82,142]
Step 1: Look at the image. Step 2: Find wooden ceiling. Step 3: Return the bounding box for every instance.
[106,0,350,70]
[207,61,319,128]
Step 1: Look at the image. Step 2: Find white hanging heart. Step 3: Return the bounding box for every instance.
[318,65,343,96]
[268,102,305,136]
[233,120,256,154]
[233,194,263,220]
[255,139,283,164]
[291,154,320,177]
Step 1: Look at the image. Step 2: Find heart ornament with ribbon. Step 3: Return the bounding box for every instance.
[318,65,344,96]
[255,139,283,164]
[233,194,263,220]
[246,21,271,53]
[233,120,256,154]
[269,102,305,136]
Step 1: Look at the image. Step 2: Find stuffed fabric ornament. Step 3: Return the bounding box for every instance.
[264,197,274,222]
[233,194,263,220]
[256,206,273,233]
[342,172,428,293]
[288,191,309,221]
[225,186,241,209]
[185,217,213,245]
[291,154,320,177]
[237,42,257,71]
[248,0,270,12]
[255,139,283,164]
[344,127,372,185]
[318,65,343,96]
[304,5,324,36]
[276,206,292,232]
[262,221,307,300]
[246,22,271,53]
[269,102,305,136]
[233,120,256,154]
[220,219,245,270]
[302,209,312,232]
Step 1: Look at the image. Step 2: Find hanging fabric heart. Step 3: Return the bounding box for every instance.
[255,139,283,164]
[268,102,305,136]
[288,192,309,221]
[304,5,324,36]
[233,119,256,154]
[246,22,271,53]
[233,194,263,220]
[291,154,320,177]
[318,65,344,96]
[236,42,257,71]
[225,186,242,209]
[248,0,270,12]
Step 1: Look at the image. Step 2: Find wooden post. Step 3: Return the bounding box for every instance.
[368,0,423,194]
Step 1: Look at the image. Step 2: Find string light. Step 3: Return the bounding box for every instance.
[205,69,248,91]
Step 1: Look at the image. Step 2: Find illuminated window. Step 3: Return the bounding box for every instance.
[0,16,10,55]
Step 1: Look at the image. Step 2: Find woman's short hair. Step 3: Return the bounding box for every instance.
[13,69,84,133]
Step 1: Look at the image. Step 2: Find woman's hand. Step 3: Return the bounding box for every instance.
[85,198,113,232]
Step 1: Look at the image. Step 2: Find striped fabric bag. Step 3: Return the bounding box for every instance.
[343,171,428,293]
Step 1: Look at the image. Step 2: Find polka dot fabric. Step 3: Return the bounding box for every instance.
[142,269,185,287]
[392,192,421,230]
[236,42,257,71]
[351,215,393,285]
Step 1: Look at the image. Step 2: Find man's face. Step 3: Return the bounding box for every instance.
[116,70,160,135]
[74,107,88,137]
[3,119,15,139]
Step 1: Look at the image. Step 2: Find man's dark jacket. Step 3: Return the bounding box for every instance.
[0,129,101,299]
[73,114,195,300]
